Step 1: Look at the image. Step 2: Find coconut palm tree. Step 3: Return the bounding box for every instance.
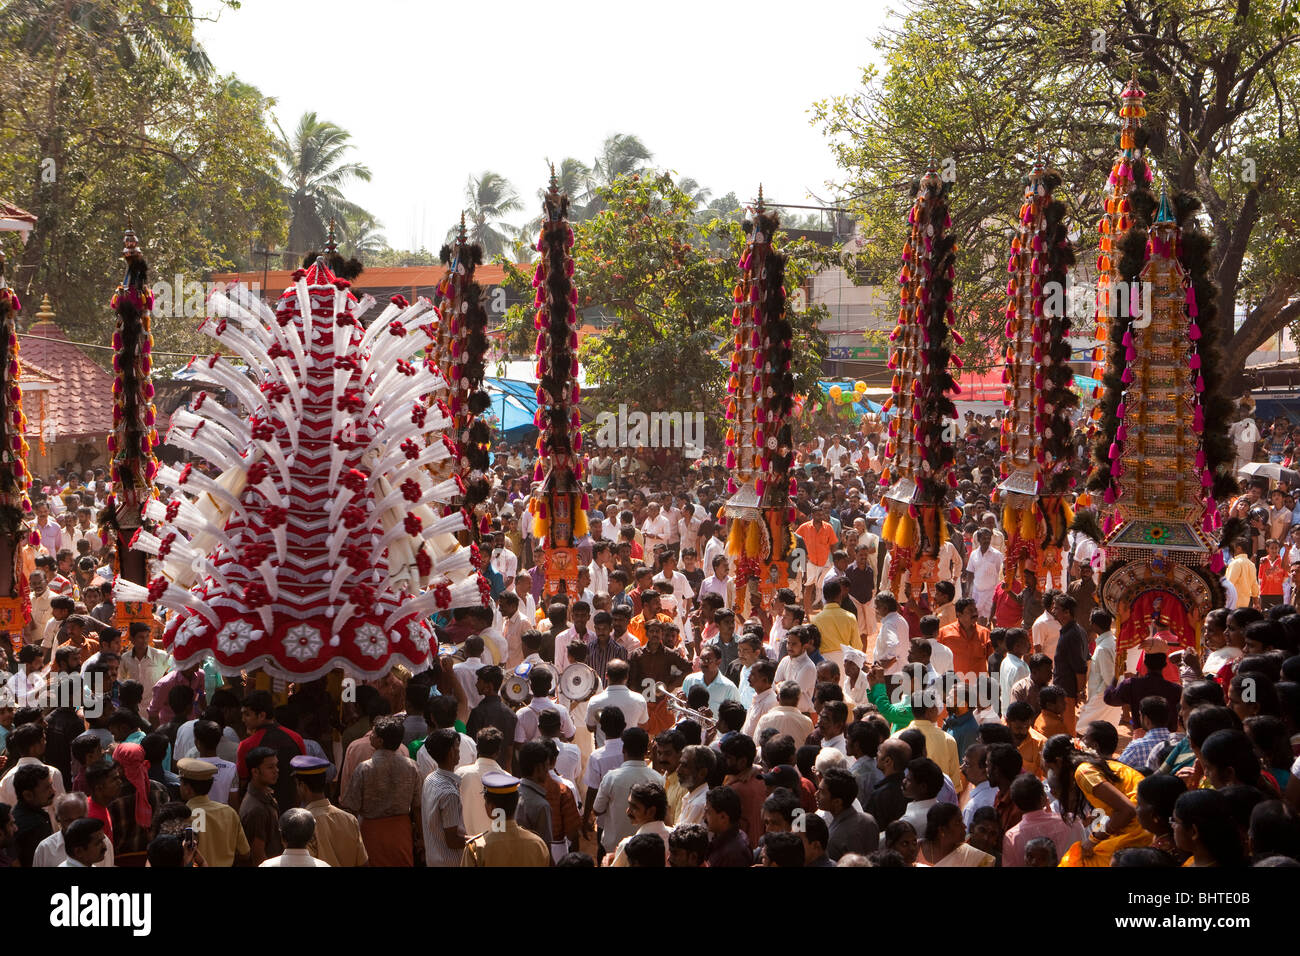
[676,176,712,211]
[586,133,653,215]
[274,111,373,257]
[453,171,523,259]
[339,213,386,260]
[0,0,212,74]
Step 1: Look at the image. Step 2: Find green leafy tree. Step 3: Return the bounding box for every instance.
[274,111,372,258]
[500,172,829,439]
[813,0,1300,381]
[0,1,286,360]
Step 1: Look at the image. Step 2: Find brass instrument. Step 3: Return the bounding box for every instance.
[655,682,717,730]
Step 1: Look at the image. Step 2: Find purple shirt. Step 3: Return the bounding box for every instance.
[147,668,206,725]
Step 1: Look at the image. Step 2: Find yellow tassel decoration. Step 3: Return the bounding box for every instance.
[573,507,588,539]
[745,520,763,559]
[726,519,744,557]
[882,511,900,545]
[1019,506,1037,540]
[897,516,916,550]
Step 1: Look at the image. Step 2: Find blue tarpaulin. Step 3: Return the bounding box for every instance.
[483,377,539,440]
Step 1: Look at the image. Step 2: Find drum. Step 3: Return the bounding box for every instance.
[559,663,598,702]
[502,673,531,705]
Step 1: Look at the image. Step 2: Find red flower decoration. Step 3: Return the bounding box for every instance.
[341,468,369,493]
[415,550,432,577]
[147,577,169,602]
[263,505,288,528]
[341,505,368,529]
[404,514,423,536]
[388,320,408,337]
[401,439,421,460]
[390,294,410,308]
[243,542,272,565]
[242,581,270,607]
[434,584,452,608]
[348,583,376,608]
[165,500,181,522]
[246,461,269,485]
[400,478,422,503]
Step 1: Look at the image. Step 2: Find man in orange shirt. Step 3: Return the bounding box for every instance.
[1005,700,1046,778]
[627,590,673,647]
[938,598,992,685]
[795,505,840,612]
[1259,538,1287,609]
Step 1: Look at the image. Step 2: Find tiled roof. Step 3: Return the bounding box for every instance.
[19,319,114,439]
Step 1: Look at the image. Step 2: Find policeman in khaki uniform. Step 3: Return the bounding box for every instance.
[292,755,368,867]
[460,771,550,867]
[178,758,250,867]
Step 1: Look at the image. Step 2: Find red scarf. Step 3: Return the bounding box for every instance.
[113,743,153,829]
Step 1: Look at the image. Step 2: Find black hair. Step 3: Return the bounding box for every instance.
[1174,789,1247,867]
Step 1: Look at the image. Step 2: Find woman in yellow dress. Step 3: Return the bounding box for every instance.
[1043,734,1151,867]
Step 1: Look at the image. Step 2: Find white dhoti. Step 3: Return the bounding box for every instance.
[972,585,995,620]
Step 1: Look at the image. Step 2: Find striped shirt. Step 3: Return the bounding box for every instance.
[586,636,629,683]
[421,768,465,867]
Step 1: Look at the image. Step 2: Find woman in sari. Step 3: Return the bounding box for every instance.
[917,803,995,867]
[1173,790,1247,866]
[1044,734,1150,867]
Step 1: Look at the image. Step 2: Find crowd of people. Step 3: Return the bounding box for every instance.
[1,402,1299,869]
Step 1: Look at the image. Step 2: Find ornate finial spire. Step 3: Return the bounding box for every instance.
[36,294,54,322]
[1154,187,1174,223]
[122,220,142,260]
[325,219,337,255]
[456,211,467,246]
[755,183,765,212]
[548,162,558,194]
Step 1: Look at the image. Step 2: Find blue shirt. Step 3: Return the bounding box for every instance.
[680,671,741,714]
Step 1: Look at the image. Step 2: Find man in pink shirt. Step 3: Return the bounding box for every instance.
[1001,773,1082,866]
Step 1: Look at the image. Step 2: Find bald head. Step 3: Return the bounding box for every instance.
[877,739,912,775]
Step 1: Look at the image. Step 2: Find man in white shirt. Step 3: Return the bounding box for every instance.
[641,501,671,558]
[966,529,1004,621]
[590,728,664,857]
[490,536,518,585]
[1230,414,1259,473]
[589,542,613,595]
[33,793,114,867]
[773,626,817,712]
[497,592,531,670]
[118,622,171,714]
[586,659,649,739]
[456,729,507,836]
[699,554,734,608]
[998,629,1032,716]
[677,498,704,557]
[674,744,714,826]
[1075,612,1122,727]
[654,551,694,611]
[872,593,908,676]
[740,660,778,740]
[702,527,727,582]
[515,671,577,744]
[258,808,331,866]
[755,681,815,747]
[1031,591,1060,658]
[452,638,487,713]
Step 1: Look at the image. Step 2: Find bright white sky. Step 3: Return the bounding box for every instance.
[194,0,892,254]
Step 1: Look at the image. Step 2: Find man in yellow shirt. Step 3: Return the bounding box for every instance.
[179,759,250,866]
[1225,540,1259,609]
[811,579,862,672]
